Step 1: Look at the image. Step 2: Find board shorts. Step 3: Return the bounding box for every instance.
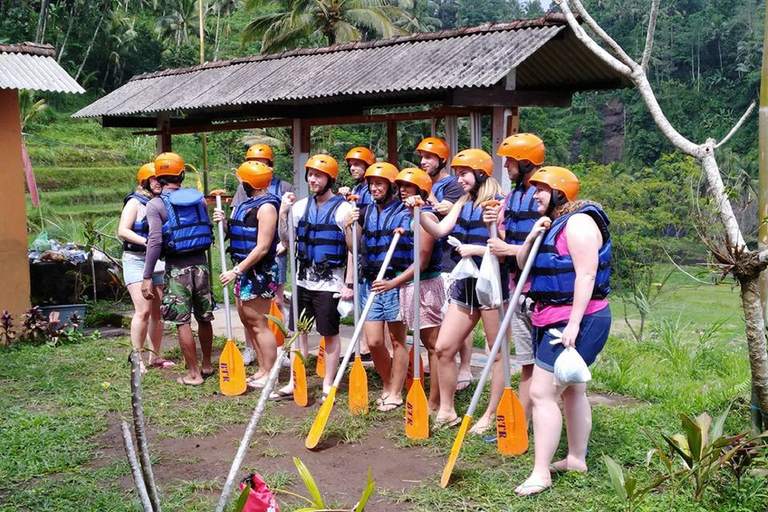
[161,264,215,325]
[234,261,279,301]
[449,276,510,311]
[359,278,401,323]
[511,295,535,366]
[532,305,611,373]
[295,286,340,336]
[400,275,444,329]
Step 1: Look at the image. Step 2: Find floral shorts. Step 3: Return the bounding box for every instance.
[234,261,279,302]
[400,275,445,329]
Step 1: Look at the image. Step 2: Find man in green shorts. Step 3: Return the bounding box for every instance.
[142,152,215,386]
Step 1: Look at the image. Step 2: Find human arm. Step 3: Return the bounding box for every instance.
[406,195,463,239]
[141,199,164,298]
[516,216,551,269]
[211,207,230,234]
[278,192,295,244]
[560,214,602,348]
[343,205,361,250]
[340,252,355,301]
[117,200,146,247]
[220,204,278,286]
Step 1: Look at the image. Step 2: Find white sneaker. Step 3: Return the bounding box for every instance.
[242,347,256,366]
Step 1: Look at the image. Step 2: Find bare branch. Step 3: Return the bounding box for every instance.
[663,246,713,285]
[553,0,632,76]
[121,421,154,512]
[641,0,661,72]
[130,351,162,512]
[571,0,637,68]
[759,249,768,264]
[716,101,757,149]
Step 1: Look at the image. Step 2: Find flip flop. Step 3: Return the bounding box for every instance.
[246,377,267,389]
[377,400,403,413]
[177,376,204,387]
[268,389,294,401]
[514,483,550,496]
[201,370,216,379]
[432,416,461,431]
[151,358,176,369]
[455,378,471,391]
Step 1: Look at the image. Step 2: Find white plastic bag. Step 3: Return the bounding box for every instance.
[549,329,592,385]
[476,246,502,308]
[336,297,354,319]
[447,236,479,281]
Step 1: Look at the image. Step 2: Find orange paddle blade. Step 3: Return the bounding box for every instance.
[316,337,326,378]
[405,378,429,439]
[268,301,285,347]
[440,415,473,488]
[219,340,247,396]
[292,352,308,407]
[496,388,517,455]
[406,342,415,390]
[510,388,529,454]
[348,355,369,415]
[305,386,337,449]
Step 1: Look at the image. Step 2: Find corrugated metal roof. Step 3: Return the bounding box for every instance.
[73,13,630,119]
[0,43,84,94]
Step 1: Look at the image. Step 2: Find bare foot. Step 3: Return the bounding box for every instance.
[550,457,588,473]
[469,414,493,435]
[515,475,551,496]
[456,369,472,391]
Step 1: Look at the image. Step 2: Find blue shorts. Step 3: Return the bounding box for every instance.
[532,306,611,372]
[276,254,288,286]
[359,279,402,323]
[123,253,164,286]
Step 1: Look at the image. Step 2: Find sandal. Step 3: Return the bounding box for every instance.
[268,389,294,401]
[432,416,462,431]
[377,400,403,413]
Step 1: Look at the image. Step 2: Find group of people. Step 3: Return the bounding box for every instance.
[118,133,612,495]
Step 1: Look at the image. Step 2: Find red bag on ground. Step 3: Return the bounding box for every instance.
[238,473,279,512]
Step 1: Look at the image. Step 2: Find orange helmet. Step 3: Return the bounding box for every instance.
[154,152,185,177]
[237,161,273,190]
[451,149,494,177]
[416,137,450,161]
[497,133,545,165]
[246,144,275,163]
[365,162,399,183]
[305,154,339,180]
[529,166,579,202]
[137,163,155,184]
[345,147,376,166]
[395,168,432,196]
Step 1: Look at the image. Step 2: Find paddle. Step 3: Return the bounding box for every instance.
[315,336,326,378]
[288,204,308,406]
[440,227,547,487]
[212,189,247,396]
[306,228,405,449]
[405,203,429,439]
[347,195,368,415]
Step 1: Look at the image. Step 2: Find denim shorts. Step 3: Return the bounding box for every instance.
[532,306,611,372]
[358,279,402,322]
[122,252,164,286]
[275,253,288,286]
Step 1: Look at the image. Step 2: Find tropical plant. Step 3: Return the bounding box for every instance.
[19,89,47,131]
[603,454,668,512]
[242,0,412,53]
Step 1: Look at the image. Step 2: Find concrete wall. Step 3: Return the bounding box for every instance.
[0,88,32,316]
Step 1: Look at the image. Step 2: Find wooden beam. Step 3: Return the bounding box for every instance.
[450,88,572,108]
[156,113,171,153]
[293,118,309,197]
[387,119,398,166]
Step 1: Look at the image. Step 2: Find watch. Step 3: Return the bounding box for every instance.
[345,282,354,289]
[233,265,242,276]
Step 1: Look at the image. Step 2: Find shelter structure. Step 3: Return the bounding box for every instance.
[75,12,630,195]
[1,43,84,317]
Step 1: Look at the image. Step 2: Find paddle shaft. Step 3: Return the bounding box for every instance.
[488,222,510,384]
[288,207,300,335]
[332,231,403,389]
[464,230,545,418]
[413,206,421,380]
[351,200,360,354]
[215,195,233,340]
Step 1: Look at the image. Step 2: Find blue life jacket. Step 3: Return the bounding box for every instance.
[503,184,540,272]
[296,195,347,269]
[410,205,443,277]
[123,192,150,253]
[360,199,410,279]
[269,177,283,197]
[432,175,458,202]
[528,203,612,306]
[160,188,213,256]
[227,195,280,265]
[352,181,372,217]
[451,197,501,266]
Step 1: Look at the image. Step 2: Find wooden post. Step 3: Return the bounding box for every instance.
[444,115,458,170]
[492,106,519,190]
[387,119,398,166]
[0,88,31,317]
[156,113,171,154]
[469,111,483,149]
[293,118,309,197]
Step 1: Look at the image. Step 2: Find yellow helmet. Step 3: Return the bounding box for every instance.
[364,162,400,183]
[237,161,273,190]
[137,163,155,184]
[395,168,432,196]
[497,133,545,165]
[451,149,494,177]
[345,147,376,166]
[246,144,275,164]
[154,152,185,177]
[305,154,339,180]
[529,166,579,202]
[416,137,450,161]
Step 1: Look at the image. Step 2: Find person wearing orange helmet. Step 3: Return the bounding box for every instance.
[213,161,281,389]
[513,167,611,496]
[118,163,169,374]
[481,133,547,429]
[346,162,411,412]
[407,148,508,431]
[142,152,215,387]
[339,146,376,214]
[275,154,354,401]
[232,144,295,366]
[416,136,473,390]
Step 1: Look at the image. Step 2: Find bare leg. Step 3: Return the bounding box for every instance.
[322,334,341,392]
[470,307,505,434]
[382,321,408,408]
[551,383,590,472]
[519,363,534,424]
[197,320,213,375]
[457,332,474,389]
[516,365,565,495]
[127,283,152,372]
[420,326,441,412]
[277,333,307,394]
[365,320,391,400]
[242,297,276,385]
[147,285,165,363]
[177,323,203,384]
[434,303,479,422]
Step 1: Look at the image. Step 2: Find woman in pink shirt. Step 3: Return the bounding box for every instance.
[514,167,612,496]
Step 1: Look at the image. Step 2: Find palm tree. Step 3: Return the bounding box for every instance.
[242,0,413,54]
[155,0,201,47]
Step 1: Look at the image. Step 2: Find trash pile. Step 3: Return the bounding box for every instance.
[28,231,107,264]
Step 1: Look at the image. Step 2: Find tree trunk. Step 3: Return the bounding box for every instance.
[75,10,106,82]
[756,0,768,433]
[58,3,79,63]
[736,273,768,429]
[35,0,50,43]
